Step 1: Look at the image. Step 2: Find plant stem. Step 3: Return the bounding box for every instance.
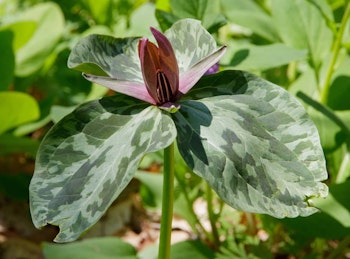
[206,182,220,250]
[158,142,175,259]
[320,2,350,103]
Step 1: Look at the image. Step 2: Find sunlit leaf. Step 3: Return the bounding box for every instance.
[226,43,307,71]
[15,2,65,76]
[82,0,112,25]
[30,95,177,242]
[0,91,40,134]
[221,0,279,42]
[170,0,225,32]
[175,70,328,218]
[271,0,333,68]
[0,21,37,50]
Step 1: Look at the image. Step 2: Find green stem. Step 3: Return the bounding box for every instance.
[158,142,175,259]
[206,183,220,250]
[320,2,350,103]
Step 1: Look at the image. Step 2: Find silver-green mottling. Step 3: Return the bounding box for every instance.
[67,19,218,82]
[68,35,143,82]
[165,19,218,73]
[175,70,328,218]
[29,96,177,242]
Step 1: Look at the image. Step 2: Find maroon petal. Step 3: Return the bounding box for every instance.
[83,73,156,105]
[138,38,161,103]
[150,27,179,96]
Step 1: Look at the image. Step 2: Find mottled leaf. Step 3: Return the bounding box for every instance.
[175,70,328,218]
[165,19,218,73]
[30,96,177,242]
[67,34,142,80]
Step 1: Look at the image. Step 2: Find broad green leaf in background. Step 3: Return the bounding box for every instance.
[170,240,215,259]
[0,21,37,51]
[170,0,226,32]
[82,0,112,25]
[224,43,307,71]
[15,2,65,76]
[30,96,177,242]
[0,91,40,134]
[156,0,171,12]
[125,3,159,36]
[176,71,328,218]
[43,237,137,259]
[0,30,14,90]
[0,134,39,156]
[155,8,179,32]
[271,0,333,69]
[135,170,164,209]
[220,0,279,42]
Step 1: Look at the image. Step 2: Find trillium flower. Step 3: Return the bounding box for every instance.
[30,18,328,243]
[71,19,226,110]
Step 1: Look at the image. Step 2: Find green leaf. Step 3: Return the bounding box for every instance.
[43,237,137,259]
[155,9,180,31]
[271,0,333,68]
[30,96,177,242]
[164,19,218,73]
[226,43,307,71]
[15,2,65,76]
[0,91,40,134]
[82,0,113,25]
[0,21,37,51]
[170,0,226,32]
[170,240,215,259]
[327,75,350,110]
[220,0,279,42]
[0,134,39,156]
[68,34,141,79]
[135,170,163,209]
[0,30,14,90]
[175,70,328,218]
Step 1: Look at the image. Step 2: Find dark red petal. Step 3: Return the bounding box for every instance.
[150,27,179,95]
[138,38,161,103]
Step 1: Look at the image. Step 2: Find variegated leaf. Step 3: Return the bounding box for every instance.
[165,19,218,73]
[67,35,143,82]
[174,70,328,218]
[29,96,177,242]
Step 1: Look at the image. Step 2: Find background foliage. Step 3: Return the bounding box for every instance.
[0,0,349,258]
